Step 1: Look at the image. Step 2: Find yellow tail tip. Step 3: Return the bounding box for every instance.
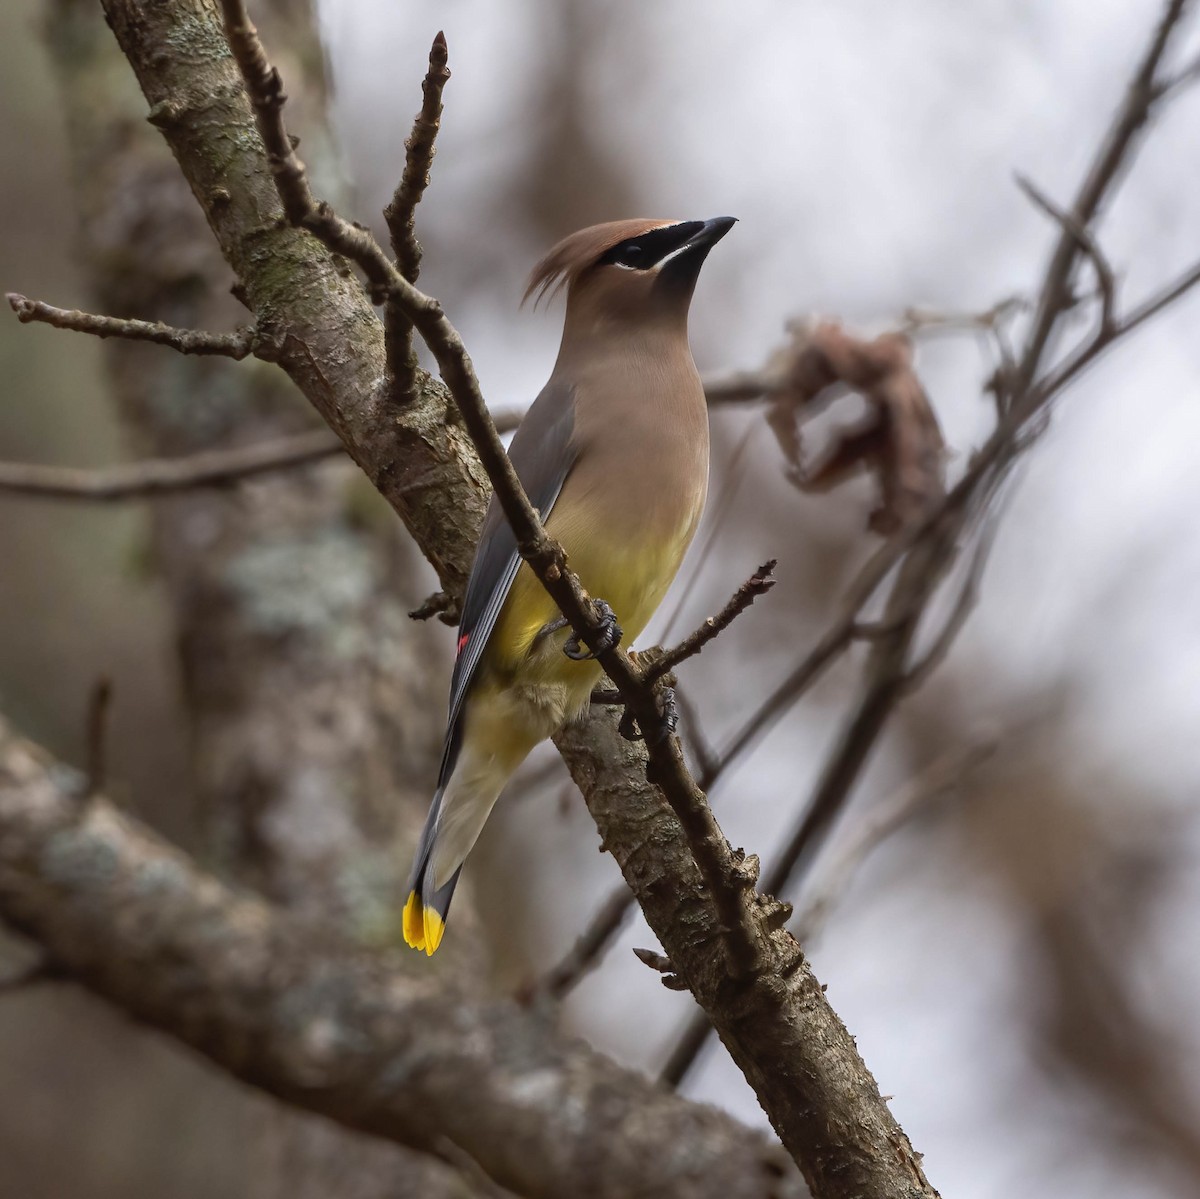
[422,904,446,955]
[402,891,446,956]
[402,891,426,951]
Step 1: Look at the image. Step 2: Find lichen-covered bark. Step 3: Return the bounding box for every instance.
[0,717,802,1199]
[99,0,490,598]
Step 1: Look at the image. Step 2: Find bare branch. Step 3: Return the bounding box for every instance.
[384,31,451,406]
[408,590,460,624]
[1015,174,1117,336]
[791,741,995,944]
[7,293,256,358]
[643,560,777,682]
[528,885,638,1002]
[1014,0,1192,394]
[83,677,113,801]
[0,430,342,502]
[0,714,800,1199]
[903,512,1002,691]
[385,32,450,286]
[662,742,995,1084]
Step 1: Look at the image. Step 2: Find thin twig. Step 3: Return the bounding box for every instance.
[655,422,758,647]
[7,293,256,358]
[1100,257,1200,341]
[643,560,777,682]
[661,741,995,1085]
[674,688,720,783]
[1015,174,1117,336]
[903,511,1003,691]
[0,429,342,502]
[1152,49,1200,100]
[84,677,113,801]
[792,740,996,944]
[408,590,459,624]
[1013,0,1190,395]
[532,886,639,1001]
[383,32,451,406]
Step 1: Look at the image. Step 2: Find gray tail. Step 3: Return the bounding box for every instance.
[402,788,462,954]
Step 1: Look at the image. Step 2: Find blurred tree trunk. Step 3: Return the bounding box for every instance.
[46,0,483,1194]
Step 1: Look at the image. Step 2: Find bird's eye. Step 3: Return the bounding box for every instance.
[618,244,643,266]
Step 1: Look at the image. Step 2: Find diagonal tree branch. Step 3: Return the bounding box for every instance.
[384,31,451,406]
[0,715,800,1199]
[641,560,778,683]
[0,429,342,500]
[7,292,256,357]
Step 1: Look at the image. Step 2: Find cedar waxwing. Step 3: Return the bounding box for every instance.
[404,216,736,954]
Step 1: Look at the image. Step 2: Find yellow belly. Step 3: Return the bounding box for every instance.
[485,520,690,693]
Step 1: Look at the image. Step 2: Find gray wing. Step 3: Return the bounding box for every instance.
[439,380,577,786]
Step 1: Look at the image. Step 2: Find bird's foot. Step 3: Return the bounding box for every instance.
[564,599,623,661]
[533,615,569,646]
[617,684,679,745]
[652,685,679,744]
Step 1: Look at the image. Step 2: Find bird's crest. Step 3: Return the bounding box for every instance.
[523,218,681,307]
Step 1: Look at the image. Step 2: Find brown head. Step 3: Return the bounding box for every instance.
[524,217,735,341]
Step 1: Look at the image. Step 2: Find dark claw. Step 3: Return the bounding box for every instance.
[534,615,569,647]
[564,599,623,661]
[616,686,679,745]
[648,685,679,746]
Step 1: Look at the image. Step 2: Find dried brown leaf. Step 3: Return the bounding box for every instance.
[764,322,946,535]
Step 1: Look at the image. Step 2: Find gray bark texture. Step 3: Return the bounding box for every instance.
[0,717,801,1199]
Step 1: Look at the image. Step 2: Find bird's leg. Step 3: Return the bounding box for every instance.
[563,599,623,661]
[616,681,679,744]
[618,707,641,741]
[650,684,679,744]
[533,615,569,646]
